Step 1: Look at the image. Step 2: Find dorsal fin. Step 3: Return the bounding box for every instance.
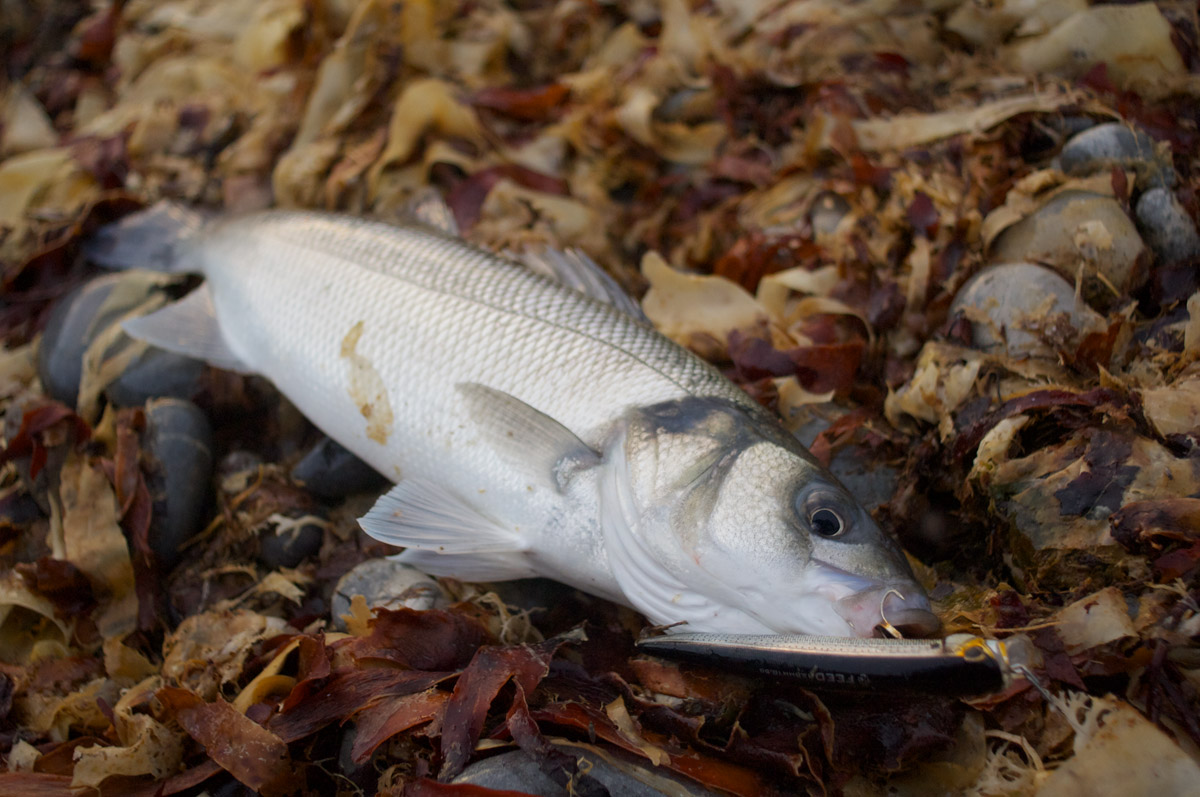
[402,187,460,236]
[514,247,648,322]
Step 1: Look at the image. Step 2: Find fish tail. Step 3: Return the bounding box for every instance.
[83,200,210,273]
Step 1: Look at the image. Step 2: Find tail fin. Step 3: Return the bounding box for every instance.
[83,201,210,273]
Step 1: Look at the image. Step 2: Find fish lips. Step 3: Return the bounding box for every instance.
[812,560,940,638]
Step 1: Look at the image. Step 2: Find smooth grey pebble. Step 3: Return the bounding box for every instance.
[258,510,325,569]
[291,435,388,499]
[988,192,1145,298]
[480,577,578,621]
[330,558,446,630]
[454,744,719,796]
[38,274,127,406]
[949,263,1104,357]
[1058,122,1174,189]
[106,348,207,408]
[790,405,897,512]
[830,449,898,513]
[143,398,213,569]
[36,272,207,409]
[1135,187,1200,264]
[810,191,850,238]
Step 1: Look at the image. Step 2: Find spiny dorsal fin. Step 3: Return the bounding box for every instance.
[514,247,648,322]
[402,187,460,237]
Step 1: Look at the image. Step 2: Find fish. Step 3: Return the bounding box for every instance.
[635,631,1032,696]
[86,200,938,638]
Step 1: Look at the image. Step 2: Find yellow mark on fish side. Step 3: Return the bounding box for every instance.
[340,320,394,445]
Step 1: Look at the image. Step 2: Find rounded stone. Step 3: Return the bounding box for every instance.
[330,558,446,630]
[790,404,897,512]
[106,348,207,408]
[36,272,207,410]
[1058,122,1174,189]
[142,398,214,570]
[810,191,850,238]
[38,274,127,406]
[1135,187,1200,265]
[453,744,720,796]
[989,190,1146,301]
[291,436,388,499]
[950,263,1106,357]
[258,510,326,569]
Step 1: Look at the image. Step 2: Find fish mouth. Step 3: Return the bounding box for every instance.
[834,585,941,638]
[809,559,939,637]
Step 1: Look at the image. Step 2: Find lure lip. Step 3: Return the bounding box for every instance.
[635,631,1024,697]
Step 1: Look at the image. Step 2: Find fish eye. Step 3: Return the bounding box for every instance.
[810,507,845,538]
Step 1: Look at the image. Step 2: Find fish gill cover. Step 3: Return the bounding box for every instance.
[0,0,1199,794]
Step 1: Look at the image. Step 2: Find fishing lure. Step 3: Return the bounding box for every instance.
[635,631,1030,696]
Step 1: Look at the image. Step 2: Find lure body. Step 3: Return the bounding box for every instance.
[636,632,1024,695]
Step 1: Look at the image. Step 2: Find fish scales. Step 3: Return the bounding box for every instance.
[204,214,752,452]
[96,205,939,637]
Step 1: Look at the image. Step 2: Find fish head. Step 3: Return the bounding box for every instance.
[608,397,937,638]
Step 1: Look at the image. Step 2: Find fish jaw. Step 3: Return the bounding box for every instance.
[693,558,937,638]
[816,561,941,637]
[835,586,941,638]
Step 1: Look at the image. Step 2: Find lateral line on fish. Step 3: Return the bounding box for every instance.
[257,221,713,401]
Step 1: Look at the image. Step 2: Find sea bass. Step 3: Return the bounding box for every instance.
[89,203,938,637]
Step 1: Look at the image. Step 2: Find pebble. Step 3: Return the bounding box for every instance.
[950,262,1105,357]
[453,744,719,796]
[989,190,1146,301]
[810,191,850,239]
[1058,122,1174,189]
[38,274,132,406]
[258,509,326,570]
[142,398,213,570]
[36,272,206,409]
[106,348,207,408]
[1135,187,1200,264]
[479,577,580,626]
[290,435,388,499]
[791,404,897,512]
[330,558,447,630]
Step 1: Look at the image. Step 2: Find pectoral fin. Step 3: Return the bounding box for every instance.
[456,382,600,491]
[121,285,252,373]
[359,479,537,581]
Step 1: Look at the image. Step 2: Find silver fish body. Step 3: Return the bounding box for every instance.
[98,207,936,637]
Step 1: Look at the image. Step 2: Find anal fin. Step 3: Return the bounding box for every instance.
[121,284,252,373]
[360,479,537,582]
